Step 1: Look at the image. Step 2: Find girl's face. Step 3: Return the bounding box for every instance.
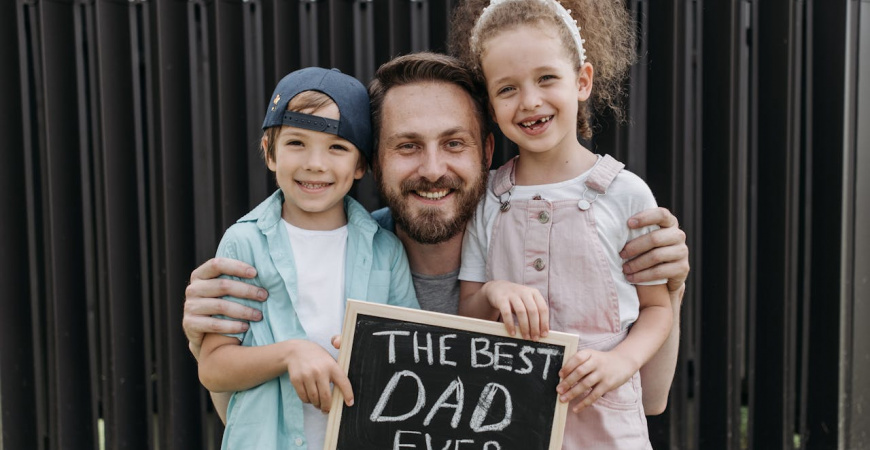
[264,103,365,230]
[481,23,592,158]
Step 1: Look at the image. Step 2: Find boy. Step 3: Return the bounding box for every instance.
[197,67,419,450]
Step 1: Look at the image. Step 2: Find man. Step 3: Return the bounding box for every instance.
[183,53,689,420]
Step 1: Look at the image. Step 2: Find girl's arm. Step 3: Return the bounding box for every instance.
[639,284,683,414]
[459,280,549,341]
[557,284,672,412]
[198,333,354,412]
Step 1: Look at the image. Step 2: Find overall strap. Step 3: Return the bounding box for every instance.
[586,154,625,194]
[491,156,518,197]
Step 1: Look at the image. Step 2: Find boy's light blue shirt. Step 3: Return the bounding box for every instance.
[214,190,419,450]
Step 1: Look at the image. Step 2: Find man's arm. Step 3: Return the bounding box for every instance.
[620,207,690,415]
[183,257,267,361]
[183,257,268,423]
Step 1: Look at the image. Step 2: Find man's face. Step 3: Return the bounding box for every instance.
[374,81,490,245]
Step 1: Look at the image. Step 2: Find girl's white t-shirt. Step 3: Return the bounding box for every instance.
[459,156,666,331]
[283,220,348,450]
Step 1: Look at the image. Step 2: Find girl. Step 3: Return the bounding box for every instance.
[197,67,419,450]
[453,0,671,448]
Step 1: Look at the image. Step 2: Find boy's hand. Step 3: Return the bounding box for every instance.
[621,207,690,292]
[284,341,354,413]
[183,258,268,361]
[556,349,638,413]
[482,280,549,341]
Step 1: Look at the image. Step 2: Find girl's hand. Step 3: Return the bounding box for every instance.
[556,349,638,413]
[482,280,549,340]
[283,341,354,412]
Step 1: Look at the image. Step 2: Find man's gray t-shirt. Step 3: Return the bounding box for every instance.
[372,207,460,315]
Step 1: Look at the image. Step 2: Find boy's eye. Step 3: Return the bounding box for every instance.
[286,140,304,147]
[540,74,556,82]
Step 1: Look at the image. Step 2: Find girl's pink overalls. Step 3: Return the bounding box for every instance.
[487,155,651,449]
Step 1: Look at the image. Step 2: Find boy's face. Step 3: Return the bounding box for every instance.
[265,103,365,230]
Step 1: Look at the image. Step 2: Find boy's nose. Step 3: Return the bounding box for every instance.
[303,149,328,172]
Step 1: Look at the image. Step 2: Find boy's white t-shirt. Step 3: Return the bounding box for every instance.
[283,220,348,450]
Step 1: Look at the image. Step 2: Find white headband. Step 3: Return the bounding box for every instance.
[470,0,587,65]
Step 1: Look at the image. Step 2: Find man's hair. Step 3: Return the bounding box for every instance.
[368,52,490,153]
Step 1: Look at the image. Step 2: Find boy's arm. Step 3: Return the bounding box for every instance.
[198,333,291,393]
[198,332,355,412]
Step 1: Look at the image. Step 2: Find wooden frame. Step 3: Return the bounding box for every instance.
[324,300,579,450]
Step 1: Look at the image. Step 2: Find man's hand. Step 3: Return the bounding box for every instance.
[621,207,690,292]
[183,257,268,360]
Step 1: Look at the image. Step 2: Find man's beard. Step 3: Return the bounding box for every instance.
[376,163,488,245]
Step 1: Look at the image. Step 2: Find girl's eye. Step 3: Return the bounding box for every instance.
[330,144,349,151]
[496,86,514,96]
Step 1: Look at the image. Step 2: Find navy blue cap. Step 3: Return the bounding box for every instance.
[262,67,372,161]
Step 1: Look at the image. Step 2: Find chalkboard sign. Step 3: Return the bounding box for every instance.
[324,300,579,450]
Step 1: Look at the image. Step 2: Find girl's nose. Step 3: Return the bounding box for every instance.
[520,88,542,111]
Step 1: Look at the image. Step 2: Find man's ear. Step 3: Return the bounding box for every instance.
[577,62,594,102]
[483,132,495,169]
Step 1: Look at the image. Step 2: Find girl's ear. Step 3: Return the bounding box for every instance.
[577,62,594,102]
[263,135,277,172]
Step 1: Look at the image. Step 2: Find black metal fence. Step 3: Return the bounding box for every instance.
[1,1,867,449]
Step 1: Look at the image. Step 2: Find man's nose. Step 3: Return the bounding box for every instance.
[417,146,447,181]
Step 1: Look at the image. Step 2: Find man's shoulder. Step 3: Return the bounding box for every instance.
[370,207,395,232]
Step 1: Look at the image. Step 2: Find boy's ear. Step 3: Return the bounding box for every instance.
[577,62,594,102]
[262,135,277,171]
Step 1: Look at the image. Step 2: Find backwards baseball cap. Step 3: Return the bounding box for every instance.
[262,67,372,162]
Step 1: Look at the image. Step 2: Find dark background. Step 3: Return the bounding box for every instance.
[1,1,867,449]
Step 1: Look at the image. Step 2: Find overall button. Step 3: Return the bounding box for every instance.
[295,437,304,446]
[533,258,545,271]
[538,211,550,223]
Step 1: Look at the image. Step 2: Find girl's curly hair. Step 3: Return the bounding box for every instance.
[449,0,637,139]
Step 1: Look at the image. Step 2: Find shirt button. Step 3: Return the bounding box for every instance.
[533,258,545,271]
[538,211,550,223]
[295,437,304,446]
